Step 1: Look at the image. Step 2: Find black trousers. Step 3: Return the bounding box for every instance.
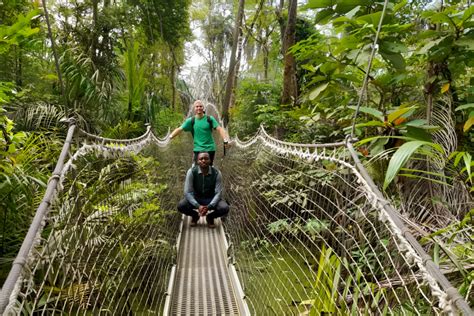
[177,197,229,223]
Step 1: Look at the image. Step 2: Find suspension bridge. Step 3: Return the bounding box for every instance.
[0,102,472,315]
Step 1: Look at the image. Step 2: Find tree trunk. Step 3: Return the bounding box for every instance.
[168,45,180,110]
[15,45,23,87]
[91,0,99,63]
[275,0,285,53]
[281,0,298,105]
[41,0,66,108]
[222,0,245,127]
[263,45,269,81]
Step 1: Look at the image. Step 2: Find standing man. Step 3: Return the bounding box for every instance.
[170,100,229,165]
[178,152,229,228]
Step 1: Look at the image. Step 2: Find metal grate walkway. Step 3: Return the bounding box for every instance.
[165,216,248,315]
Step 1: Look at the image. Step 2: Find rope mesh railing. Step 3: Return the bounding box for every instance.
[221,128,473,315]
[1,126,193,315]
[1,103,472,315]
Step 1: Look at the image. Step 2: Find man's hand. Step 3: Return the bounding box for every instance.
[198,205,208,216]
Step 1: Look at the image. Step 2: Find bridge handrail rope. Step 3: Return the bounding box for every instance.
[349,0,389,139]
[345,141,473,315]
[0,122,77,314]
[79,126,152,143]
[1,101,472,314]
[0,123,171,314]
[228,119,472,314]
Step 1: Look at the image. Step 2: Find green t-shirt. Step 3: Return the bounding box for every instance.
[181,115,219,151]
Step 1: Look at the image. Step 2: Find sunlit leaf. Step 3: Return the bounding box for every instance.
[462,152,472,183]
[383,141,444,189]
[441,83,450,93]
[455,103,474,111]
[461,6,474,24]
[387,106,416,122]
[454,38,474,50]
[348,106,383,120]
[305,0,334,9]
[308,83,329,100]
[464,117,474,132]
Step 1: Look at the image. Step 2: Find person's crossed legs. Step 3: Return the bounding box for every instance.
[177,198,229,228]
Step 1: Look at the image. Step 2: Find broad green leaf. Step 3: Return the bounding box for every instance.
[345,5,361,19]
[356,11,383,26]
[380,40,408,54]
[348,106,383,120]
[315,8,336,24]
[417,37,446,54]
[383,141,444,189]
[405,119,427,127]
[455,103,474,111]
[455,38,474,51]
[387,106,416,122]
[307,75,327,86]
[309,83,329,100]
[354,121,385,128]
[393,0,407,13]
[320,62,337,74]
[356,135,414,146]
[335,0,368,14]
[461,6,474,25]
[305,0,334,9]
[404,126,432,142]
[422,11,456,29]
[380,52,405,70]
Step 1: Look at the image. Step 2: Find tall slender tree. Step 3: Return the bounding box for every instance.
[281,0,297,105]
[222,0,245,127]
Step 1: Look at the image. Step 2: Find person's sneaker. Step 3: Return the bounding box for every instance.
[206,217,215,229]
[190,220,197,227]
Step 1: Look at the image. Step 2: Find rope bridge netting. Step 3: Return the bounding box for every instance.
[220,127,473,315]
[0,105,472,315]
[0,125,190,314]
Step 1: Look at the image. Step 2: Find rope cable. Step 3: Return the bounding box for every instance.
[349,0,390,139]
[1,102,472,315]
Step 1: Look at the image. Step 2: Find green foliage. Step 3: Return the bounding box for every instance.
[306,245,342,314]
[0,116,64,281]
[153,107,183,136]
[121,38,147,120]
[230,78,281,138]
[0,108,26,175]
[0,82,15,105]
[101,120,144,139]
[27,151,176,313]
[0,9,40,54]
[455,103,474,133]
[449,151,474,192]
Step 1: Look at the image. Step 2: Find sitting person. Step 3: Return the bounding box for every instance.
[177,152,229,228]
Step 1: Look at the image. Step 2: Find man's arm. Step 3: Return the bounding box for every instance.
[208,170,222,208]
[170,127,183,140]
[216,126,229,143]
[184,169,200,208]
